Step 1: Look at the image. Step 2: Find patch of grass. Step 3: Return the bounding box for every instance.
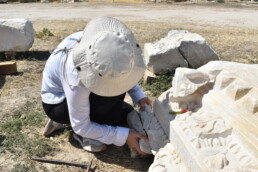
[217,0,225,3]
[11,163,37,172]
[140,70,174,96]
[36,28,54,39]
[25,136,55,157]
[23,111,46,127]
[1,119,23,134]
[0,101,55,158]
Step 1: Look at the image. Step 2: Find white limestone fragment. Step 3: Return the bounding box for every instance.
[0,19,34,52]
[144,30,219,74]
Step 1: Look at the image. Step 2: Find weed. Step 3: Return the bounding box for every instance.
[36,28,54,39]
[140,70,174,96]
[218,0,225,3]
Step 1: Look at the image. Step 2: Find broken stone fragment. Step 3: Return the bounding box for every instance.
[0,19,34,52]
[144,30,219,74]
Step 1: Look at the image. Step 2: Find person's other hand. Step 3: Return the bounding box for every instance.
[138,97,152,111]
[126,129,148,156]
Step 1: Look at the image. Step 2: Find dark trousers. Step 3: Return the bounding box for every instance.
[42,92,134,126]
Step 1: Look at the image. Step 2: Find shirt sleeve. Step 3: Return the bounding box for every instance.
[62,55,129,146]
[127,84,146,106]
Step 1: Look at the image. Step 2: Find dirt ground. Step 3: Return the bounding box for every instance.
[0,2,258,172]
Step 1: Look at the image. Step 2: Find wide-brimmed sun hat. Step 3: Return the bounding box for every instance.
[73,16,146,96]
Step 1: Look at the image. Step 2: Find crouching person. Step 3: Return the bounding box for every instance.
[41,16,152,155]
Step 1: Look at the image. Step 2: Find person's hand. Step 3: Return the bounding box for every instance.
[138,97,152,111]
[126,129,148,156]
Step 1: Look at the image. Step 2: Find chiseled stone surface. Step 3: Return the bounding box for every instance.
[150,61,258,172]
[0,19,34,52]
[140,105,169,155]
[149,143,189,172]
[127,110,152,156]
[127,106,169,156]
[144,30,219,74]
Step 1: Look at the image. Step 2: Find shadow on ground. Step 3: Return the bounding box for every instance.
[0,75,5,89]
[95,145,154,171]
[0,51,50,61]
[15,51,50,61]
[68,133,154,172]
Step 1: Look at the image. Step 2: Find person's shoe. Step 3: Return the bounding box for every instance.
[72,133,107,152]
[43,119,69,136]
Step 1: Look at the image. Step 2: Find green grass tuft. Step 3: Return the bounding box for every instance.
[140,70,174,96]
[36,28,54,39]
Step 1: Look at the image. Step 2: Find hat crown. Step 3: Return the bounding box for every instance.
[89,31,134,79]
[73,16,146,96]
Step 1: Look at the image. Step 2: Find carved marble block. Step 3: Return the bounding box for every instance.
[151,61,258,172]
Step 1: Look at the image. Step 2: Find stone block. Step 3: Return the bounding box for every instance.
[172,30,219,68]
[0,19,34,52]
[144,38,188,74]
[150,61,258,171]
[144,30,219,74]
[0,61,17,74]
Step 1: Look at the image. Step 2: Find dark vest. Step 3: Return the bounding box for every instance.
[89,92,128,126]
